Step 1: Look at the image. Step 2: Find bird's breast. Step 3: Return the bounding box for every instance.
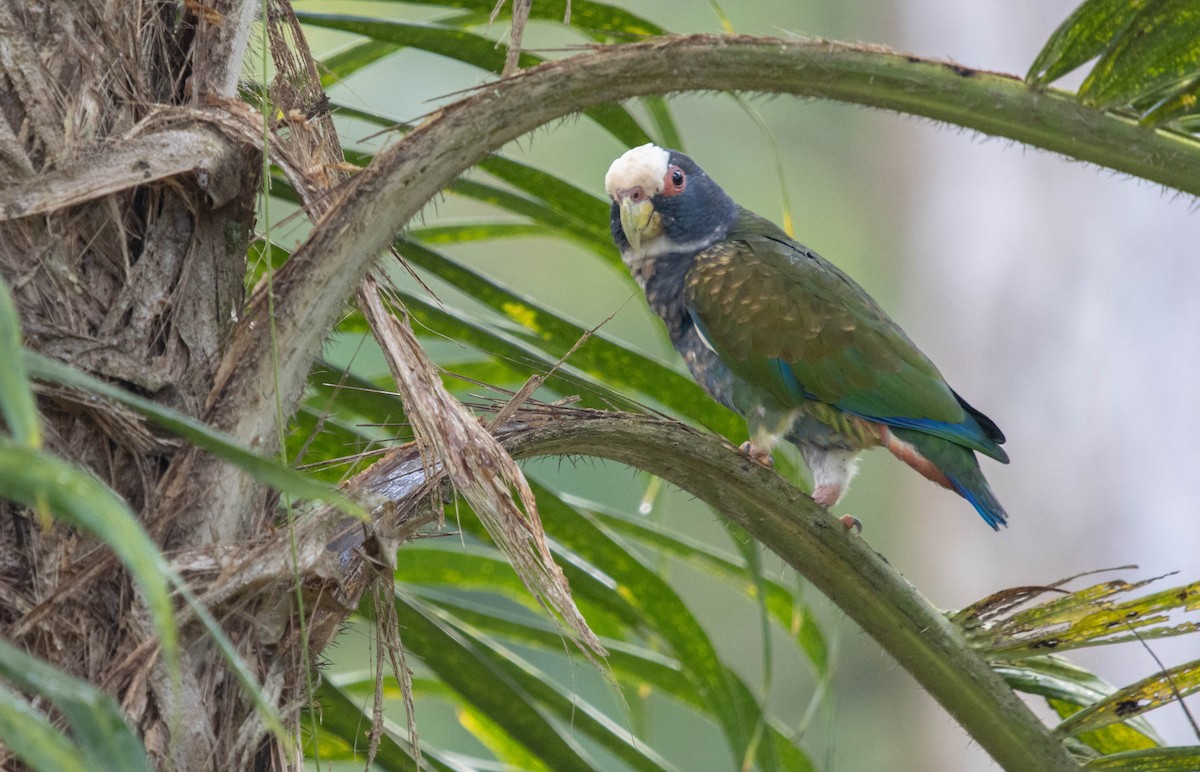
[621,250,652,290]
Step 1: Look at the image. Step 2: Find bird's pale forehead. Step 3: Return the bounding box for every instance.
[605,143,670,199]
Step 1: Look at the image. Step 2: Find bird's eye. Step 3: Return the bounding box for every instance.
[663,165,687,196]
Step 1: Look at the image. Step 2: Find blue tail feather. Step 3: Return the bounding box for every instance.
[948,475,1007,531]
[890,426,1008,530]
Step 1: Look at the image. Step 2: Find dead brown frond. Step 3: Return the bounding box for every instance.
[358,275,606,662]
[370,578,420,769]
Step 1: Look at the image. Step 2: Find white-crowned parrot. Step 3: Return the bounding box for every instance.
[605,144,1008,529]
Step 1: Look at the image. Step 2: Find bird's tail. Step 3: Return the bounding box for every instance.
[887,427,1008,530]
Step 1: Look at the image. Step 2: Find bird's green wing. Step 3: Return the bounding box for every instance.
[684,208,1005,460]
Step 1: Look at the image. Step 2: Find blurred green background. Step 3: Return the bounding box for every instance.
[286,1,1200,769]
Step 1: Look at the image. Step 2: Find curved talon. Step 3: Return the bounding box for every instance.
[838,515,863,534]
[737,441,774,467]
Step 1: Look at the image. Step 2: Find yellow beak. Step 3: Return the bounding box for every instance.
[619,197,658,251]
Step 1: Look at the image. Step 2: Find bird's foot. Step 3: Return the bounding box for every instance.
[811,484,859,532]
[811,484,843,508]
[838,514,863,534]
[738,441,774,468]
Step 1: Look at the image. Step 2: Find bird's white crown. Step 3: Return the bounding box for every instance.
[604,143,669,200]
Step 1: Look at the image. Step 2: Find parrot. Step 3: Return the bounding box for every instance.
[604,143,1009,529]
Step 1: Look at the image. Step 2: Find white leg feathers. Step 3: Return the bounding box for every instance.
[802,448,861,508]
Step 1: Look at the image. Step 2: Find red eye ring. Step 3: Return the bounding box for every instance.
[662,165,687,197]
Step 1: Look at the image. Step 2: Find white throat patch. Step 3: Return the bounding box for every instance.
[605,143,669,200]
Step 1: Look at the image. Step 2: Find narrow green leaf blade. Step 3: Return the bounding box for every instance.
[309,681,423,771]
[428,606,677,771]
[324,111,620,259]
[319,40,400,87]
[364,292,646,413]
[0,441,177,667]
[1083,747,1200,770]
[451,482,796,770]
[0,684,89,772]
[444,179,613,258]
[1056,658,1200,738]
[25,352,366,518]
[965,576,1200,659]
[527,493,813,771]
[591,507,828,673]
[395,545,644,634]
[273,158,614,261]
[997,656,1160,754]
[309,111,647,267]
[290,406,385,483]
[381,0,665,38]
[1027,0,1149,85]
[0,275,41,447]
[308,361,409,426]
[1049,696,1159,756]
[397,241,743,439]
[0,441,283,752]
[474,155,614,242]
[1079,0,1200,109]
[299,15,534,69]
[0,639,149,772]
[295,14,650,145]
[644,95,684,149]
[409,223,545,245]
[385,593,597,771]
[170,581,289,746]
[404,588,697,700]
[1138,75,1200,125]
